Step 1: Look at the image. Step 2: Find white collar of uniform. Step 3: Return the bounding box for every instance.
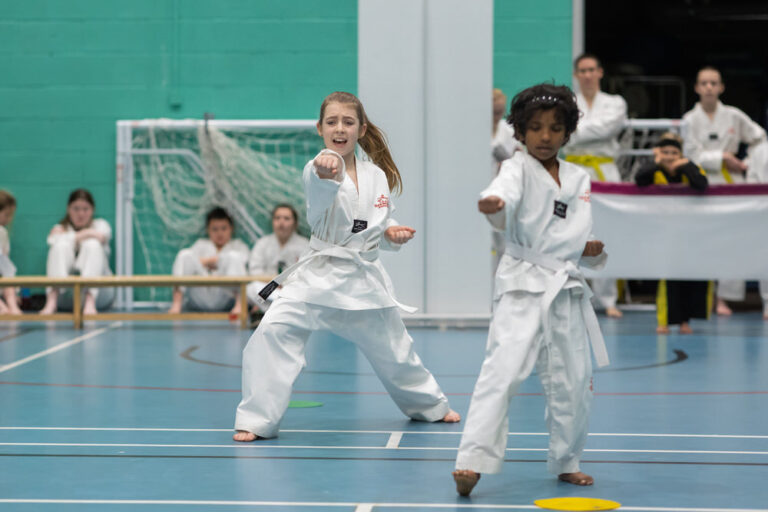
[695,100,723,118]
[521,151,571,181]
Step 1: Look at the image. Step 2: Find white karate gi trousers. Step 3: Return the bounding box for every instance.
[172,249,247,311]
[590,278,618,310]
[234,297,450,438]
[456,288,592,475]
[718,280,768,312]
[47,238,114,310]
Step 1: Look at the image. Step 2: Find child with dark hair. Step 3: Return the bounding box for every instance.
[635,132,711,333]
[169,206,249,314]
[453,83,609,495]
[40,188,114,315]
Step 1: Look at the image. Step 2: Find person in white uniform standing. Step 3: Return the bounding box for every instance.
[233,91,460,442]
[246,203,309,311]
[0,190,21,315]
[40,188,114,315]
[683,66,768,316]
[453,83,610,496]
[169,207,249,315]
[563,53,627,318]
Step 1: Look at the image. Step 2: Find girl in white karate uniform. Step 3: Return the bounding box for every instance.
[453,84,609,496]
[169,207,249,315]
[0,190,22,315]
[246,204,309,311]
[40,189,114,315]
[234,91,459,442]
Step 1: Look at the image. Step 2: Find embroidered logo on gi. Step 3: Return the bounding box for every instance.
[374,194,389,208]
[553,200,568,219]
[351,219,368,233]
[578,191,591,203]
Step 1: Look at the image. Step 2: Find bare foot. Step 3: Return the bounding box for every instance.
[83,294,98,316]
[442,409,461,423]
[452,469,480,496]
[716,298,732,316]
[0,300,8,314]
[679,322,692,335]
[167,303,182,314]
[763,306,768,320]
[39,301,57,315]
[558,471,594,486]
[656,325,669,334]
[7,303,22,315]
[233,430,261,442]
[605,306,623,318]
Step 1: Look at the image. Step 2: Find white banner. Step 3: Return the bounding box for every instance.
[586,183,768,279]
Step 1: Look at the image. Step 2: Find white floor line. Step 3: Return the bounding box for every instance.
[385,432,403,449]
[1,427,766,439]
[0,322,122,374]
[0,500,763,512]
[354,505,374,512]
[2,442,766,455]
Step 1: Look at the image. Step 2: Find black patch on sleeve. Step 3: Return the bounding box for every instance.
[258,281,279,301]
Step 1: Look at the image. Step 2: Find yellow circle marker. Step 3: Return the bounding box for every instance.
[534,497,621,511]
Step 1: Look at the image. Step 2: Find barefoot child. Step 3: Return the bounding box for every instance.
[0,190,22,315]
[40,189,114,315]
[635,132,711,334]
[169,207,249,315]
[453,83,609,496]
[234,91,459,441]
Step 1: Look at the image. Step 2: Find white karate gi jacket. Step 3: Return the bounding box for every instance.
[563,91,628,182]
[683,101,768,184]
[482,152,607,300]
[278,151,404,311]
[248,232,309,276]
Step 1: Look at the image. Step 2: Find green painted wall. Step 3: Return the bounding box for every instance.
[494,0,573,99]
[0,0,357,276]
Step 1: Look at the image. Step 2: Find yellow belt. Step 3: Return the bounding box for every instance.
[565,155,614,181]
[720,162,734,184]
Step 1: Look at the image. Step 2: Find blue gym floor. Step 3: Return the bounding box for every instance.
[1,311,766,511]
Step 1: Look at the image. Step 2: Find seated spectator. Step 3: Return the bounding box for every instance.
[635,133,710,334]
[0,189,21,315]
[246,204,309,311]
[40,189,114,315]
[168,207,249,315]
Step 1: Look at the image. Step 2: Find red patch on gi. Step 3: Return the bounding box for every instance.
[579,192,591,203]
[374,194,389,208]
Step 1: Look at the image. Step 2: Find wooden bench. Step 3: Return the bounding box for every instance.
[0,275,274,329]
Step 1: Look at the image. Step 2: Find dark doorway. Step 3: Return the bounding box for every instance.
[586,0,768,126]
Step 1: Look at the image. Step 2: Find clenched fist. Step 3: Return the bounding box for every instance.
[385,225,416,244]
[478,195,505,214]
[582,240,604,257]
[314,153,342,180]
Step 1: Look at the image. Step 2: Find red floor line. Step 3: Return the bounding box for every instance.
[0,380,766,396]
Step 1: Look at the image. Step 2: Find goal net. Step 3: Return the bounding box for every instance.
[116,119,323,306]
